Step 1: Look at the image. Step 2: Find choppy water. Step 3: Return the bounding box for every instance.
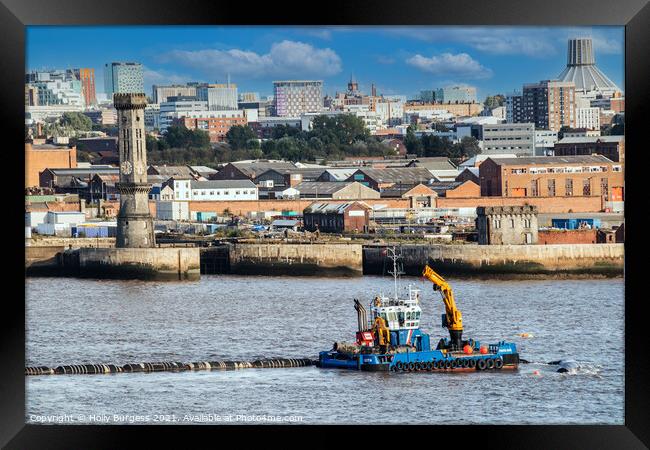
[26,275,624,424]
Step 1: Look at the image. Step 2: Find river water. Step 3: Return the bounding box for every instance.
[26,275,624,425]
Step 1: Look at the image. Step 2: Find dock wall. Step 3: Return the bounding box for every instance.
[77,248,201,280]
[363,243,624,276]
[229,243,363,276]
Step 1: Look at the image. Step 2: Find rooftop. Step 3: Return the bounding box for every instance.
[190,180,257,189]
[487,155,614,166]
[292,181,352,195]
[557,136,625,144]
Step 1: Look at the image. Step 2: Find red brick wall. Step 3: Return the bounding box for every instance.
[538,229,597,244]
[445,181,480,198]
[436,195,603,213]
[189,198,409,216]
[25,143,77,188]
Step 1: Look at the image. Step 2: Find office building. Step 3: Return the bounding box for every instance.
[196,83,238,110]
[74,68,96,106]
[104,62,144,95]
[152,84,197,104]
[480,123,536,157]
[575,107,601,130]
[273,80,323,117]
[435,86,477,104]
[158,96,208,132]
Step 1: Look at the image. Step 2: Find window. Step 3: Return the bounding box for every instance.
[565,178,573,196]
[510,219,515,228]
[493,218,501,229]
[601,178,609,200]
[548,179,556,196]
[531,180,538,197]
[583,179,591,196]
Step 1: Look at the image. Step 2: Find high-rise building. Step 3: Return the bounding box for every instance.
[152,84,197,104]
[273,80,323,117]
[104,62,144,95]
[522,80,576,132]
[557,38,620,97]
[196,83,238,110]
[114,93,154,248]
[505,91,524,123]
[74,68,96,106]
[435,86,477,104]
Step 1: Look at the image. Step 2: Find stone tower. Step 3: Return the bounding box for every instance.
[114,93,154,248]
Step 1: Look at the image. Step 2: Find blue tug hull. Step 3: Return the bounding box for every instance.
[317,341,519,372]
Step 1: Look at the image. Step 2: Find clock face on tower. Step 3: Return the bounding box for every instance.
[120,161,133,175]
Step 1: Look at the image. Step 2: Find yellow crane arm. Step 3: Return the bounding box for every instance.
[422,265,463,331]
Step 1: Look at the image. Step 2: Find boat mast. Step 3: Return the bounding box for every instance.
[386,247,402,301]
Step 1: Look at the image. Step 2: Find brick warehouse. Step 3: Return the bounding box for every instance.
[479,155,624,205]
[303,202,371,233]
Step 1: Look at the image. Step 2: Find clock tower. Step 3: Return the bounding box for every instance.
[114,93,154,248]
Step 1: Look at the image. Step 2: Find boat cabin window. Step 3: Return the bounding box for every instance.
[398,312,405,323]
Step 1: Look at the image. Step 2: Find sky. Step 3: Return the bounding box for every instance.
[26,26,624,100]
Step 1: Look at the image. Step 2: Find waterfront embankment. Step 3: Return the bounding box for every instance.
[26,240,624,278]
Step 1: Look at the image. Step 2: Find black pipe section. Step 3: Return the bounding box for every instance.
[26,358,313,376]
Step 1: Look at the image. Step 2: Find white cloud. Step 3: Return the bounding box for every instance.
[143,67,191,86]
[406,52,492,79]
[385,26,622,58]
[159,40,342,78]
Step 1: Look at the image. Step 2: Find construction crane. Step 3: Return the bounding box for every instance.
[422,264,464,350]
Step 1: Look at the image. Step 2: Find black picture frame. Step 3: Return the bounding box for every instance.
[3,0,648,447]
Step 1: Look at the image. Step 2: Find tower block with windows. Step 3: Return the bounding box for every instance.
[114,93,154,248]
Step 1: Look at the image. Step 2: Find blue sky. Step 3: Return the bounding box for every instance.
[26,26,624,100]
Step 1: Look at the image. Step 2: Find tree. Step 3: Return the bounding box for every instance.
[458,136,481,158]
[226,125,257,150]
[484,95,505,110]
[404,125,423,156]
[61,112,92,132]
[557,125,572,140]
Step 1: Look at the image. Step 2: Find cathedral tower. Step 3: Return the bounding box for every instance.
[114,93,154,248]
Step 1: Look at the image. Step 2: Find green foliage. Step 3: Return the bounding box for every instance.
[61,112,92,132]
[484,95,505,110]
[226,125,258,150]
[143,113,394,165]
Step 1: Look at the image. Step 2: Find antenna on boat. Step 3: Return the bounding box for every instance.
[386,246,404,301]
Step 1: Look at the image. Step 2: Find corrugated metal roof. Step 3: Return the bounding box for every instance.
[293,181,352,195]
[557,136,624,144]
[352,167,434,184]
[304,202,354,214]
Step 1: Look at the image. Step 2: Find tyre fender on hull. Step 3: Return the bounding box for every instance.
[477,359,487,370]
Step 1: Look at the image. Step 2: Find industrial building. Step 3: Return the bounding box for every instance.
[478,155,624,206]
[303,202,371,233]
[553,135,624,163]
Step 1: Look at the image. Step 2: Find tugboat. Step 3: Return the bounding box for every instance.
[317,248,520,372]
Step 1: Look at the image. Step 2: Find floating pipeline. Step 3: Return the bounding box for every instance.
[25,358,314,376]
